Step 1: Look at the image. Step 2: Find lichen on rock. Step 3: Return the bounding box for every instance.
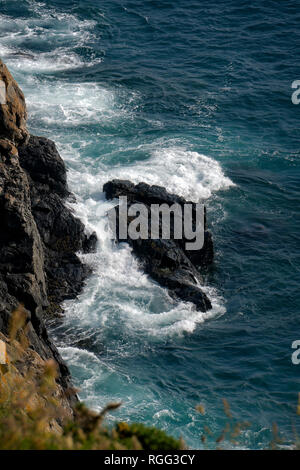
[0,60,29,146]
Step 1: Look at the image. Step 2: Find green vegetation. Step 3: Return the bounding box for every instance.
[115,422,183,450]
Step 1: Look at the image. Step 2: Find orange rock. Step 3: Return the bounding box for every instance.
[0,59,29,146]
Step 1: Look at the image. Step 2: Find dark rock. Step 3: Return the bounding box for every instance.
[103,179,214,312]
[83,231,98,253]
[0,146,75,401]
[0,59,97,413]
[19,135,69,198]
[19,135,97,308]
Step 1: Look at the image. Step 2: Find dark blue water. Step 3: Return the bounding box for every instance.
[1,0,300,449]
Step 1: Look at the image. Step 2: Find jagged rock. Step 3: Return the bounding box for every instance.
[0,138,18,157]
[0,142,75,401]
[19,135,97,306]
[103,179,213,312]
[0,59,29,146]
[0,59,97,416]
[19,135,69,198]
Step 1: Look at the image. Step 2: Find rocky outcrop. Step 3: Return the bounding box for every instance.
[19,136,97,310]
[0,60,29,145]
[0,59,97,417]
[103,180,213,312]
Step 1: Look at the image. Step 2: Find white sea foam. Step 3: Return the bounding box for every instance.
[0,1,101,73]
[21,87,229,340]
[60,187,226,340]
[20,77,233,202]
[100,144,234,201]
[25,81,124,126]
[21,80,230,338]
[3,48,99,73]
[57,345,120,412]
[51,136,234,204]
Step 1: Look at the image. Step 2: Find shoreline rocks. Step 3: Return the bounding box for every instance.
[103,179,214,312]
[0,59,97,415]
[19,136,97,309]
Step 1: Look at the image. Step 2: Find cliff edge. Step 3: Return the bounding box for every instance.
[0,59,97,419]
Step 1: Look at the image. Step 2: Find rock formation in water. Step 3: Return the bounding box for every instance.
[0,59,97,418]
[103,179,213,312]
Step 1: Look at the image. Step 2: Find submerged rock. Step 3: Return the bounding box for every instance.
[103,179,214,312]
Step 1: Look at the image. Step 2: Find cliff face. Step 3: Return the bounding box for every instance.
[0,60,28,145]
[0,59,96,417]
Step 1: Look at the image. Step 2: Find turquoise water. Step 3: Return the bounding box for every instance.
[1,0,300,449]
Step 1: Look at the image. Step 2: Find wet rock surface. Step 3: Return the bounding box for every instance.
[19,136,97,307]
[103,179,214,312]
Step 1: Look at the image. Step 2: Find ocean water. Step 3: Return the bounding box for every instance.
[1,0,300,449]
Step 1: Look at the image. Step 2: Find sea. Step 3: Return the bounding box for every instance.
[0,0,300,449]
